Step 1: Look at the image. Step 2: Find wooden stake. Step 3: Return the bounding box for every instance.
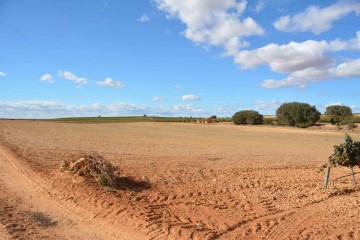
[350,166,357,186]
[323,165,331,189]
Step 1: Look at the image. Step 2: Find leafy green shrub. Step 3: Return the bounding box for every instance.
[329,134,360,167]
[263,117,276,125]
[325,105,352,126]
[232,110,263,125]
[276,102,320,128]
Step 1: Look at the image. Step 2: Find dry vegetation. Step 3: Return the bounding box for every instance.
[0,120,360,239]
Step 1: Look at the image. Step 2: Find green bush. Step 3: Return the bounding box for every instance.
[232,110,263,125]
[276,102,320,128]
[263,117,276,125]
[329,134,360,167]
[325,105,352,126]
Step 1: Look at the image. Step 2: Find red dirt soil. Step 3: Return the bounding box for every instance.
[0,120,359,239]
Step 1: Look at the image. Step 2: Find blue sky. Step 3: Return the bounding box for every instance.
[0,0,359,118]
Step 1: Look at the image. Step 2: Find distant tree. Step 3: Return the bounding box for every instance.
[325,105,352,126]
[232,110,263,125]
[210,115,217,119]
[143,114,147,117]
[276,102,320,128]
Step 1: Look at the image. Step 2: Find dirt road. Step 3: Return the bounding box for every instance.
[0,120,359,239]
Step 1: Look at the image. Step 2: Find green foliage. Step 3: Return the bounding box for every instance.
[325,105,352,126]
[329,134,360,167]
[276,102,320,128]
[96,176,109,186]
[263,117,276,125]
[232,110,263,125]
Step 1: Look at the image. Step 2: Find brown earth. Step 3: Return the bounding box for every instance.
[0,120,359,240]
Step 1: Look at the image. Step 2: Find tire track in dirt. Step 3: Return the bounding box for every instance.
[0,145,144,240]
[214,190,360,240]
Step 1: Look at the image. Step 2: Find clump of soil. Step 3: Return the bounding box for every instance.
[60,153,117,188]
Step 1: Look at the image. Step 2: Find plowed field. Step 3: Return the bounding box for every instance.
[0,120,359,239]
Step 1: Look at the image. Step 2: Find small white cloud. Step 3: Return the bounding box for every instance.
[0,71,6,77]
[255,0,265,12]
[181,94,200,101]
[174,85,182,90]
[326,102,342,107]
[152,96,161,102]
[274,2,360,34]
[254,100,282,111]
[40,73,54,83]
[96,77,125,88]
[138,14,150,22]
[58,70,88,84]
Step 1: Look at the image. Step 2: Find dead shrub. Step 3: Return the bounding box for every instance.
[61,153,117,188]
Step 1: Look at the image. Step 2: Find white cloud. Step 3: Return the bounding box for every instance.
[274,1,360,34]
[254,100,282,111]
[152,96,161,102]
[255,0,265,12]
[235,40,333,73]
[0,100,215,118]
[138,14,150,22]
[261,58,360,88]
[155,0,264,55]
[58,70,88,84]
[40,73,54,83]
[240,31,360,73]
[181,94,200,101]
[0,71,6,77]
[326,102,342,107]
[95,78,125,88]
[174,84,182,90]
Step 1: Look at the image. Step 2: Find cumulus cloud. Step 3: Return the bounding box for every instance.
[235,31,360,73]
[261,58,360,88]
[58,70,88,84]
[152,96,161,102]
[174,85,182,90]
[138,14,150,22]
[40,73,54,83]
[181,94,200,101]
[274,1,360,34]
[155,0,264,55]
[229,31,360,88]
[95,78,125,88]
[0,71,6,77]
[0,101,213,119]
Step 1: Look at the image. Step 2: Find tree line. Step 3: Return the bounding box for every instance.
[232,102,356,128]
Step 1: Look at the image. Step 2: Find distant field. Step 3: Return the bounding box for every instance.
[53,114,360,124]
[52,116,232,123]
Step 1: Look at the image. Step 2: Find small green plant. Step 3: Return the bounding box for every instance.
[96,176,109,186]
[329,134,360,167]
[104,186,116,192]
[345,119,357,131]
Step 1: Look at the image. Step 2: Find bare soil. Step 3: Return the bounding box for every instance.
[0,120,359,239]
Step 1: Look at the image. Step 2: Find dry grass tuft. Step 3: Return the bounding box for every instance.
[61,153,117,188]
